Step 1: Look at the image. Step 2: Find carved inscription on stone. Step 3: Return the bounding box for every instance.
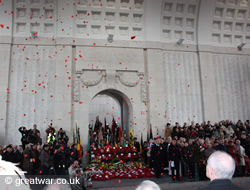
[73,71,82,102]
[141,81,148,102]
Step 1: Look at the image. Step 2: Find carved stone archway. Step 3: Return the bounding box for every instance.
[90,88,133,136]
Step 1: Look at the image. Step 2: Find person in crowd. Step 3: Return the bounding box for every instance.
[165,123,172,139]
[227,140,240,170]
[40,144,52,175]
[235,140,246,176]
[46,123,56,144]
[240,133,250,157]
[169,139,181,181]
[69,143,78,165]
[54,145,67,175]
[200,151,243,190]
[151,137,163,178]
[198,126,205,139]
[32,144,41,175]
[2,144,19,163]
[36,132,42,145]
[180,142,188,177]
[28,124,40,145]
[215,139,227,152]
[143,141,148,164]
[22,144,39,175]
[17,145,24,169]
[19,126,30,149]
[135,180,161,190]
[193,139,206,181]
[68,160,86,190]
[147,138,154,168]
[204,144,215,162]
[133,137,140,154]
[186,139,195,179]
[183,126,190,140]
[57,128,69,146]
[190,128,198,139]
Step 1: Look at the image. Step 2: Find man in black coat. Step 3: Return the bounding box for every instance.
[53,145,67,175]
[133,137,140,154]
[19,126,30,149]
[2,145,18,163]
[169,139,181,181]
[28,124,40,145]
[151,137,163,178]
[69,144,78,165]
[200,151,243,190]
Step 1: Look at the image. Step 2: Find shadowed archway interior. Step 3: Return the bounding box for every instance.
[89,89,133,136]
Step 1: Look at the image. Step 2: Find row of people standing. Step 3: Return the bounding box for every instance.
[149,137,214,181]
[0,142,80,176]
[19,124,69,149]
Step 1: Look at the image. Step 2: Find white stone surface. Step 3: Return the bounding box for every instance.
[0,44,11,145]
[213,54,250,121]
[7,45,56,144]
[163,51,203,124]
[0,0,249,151]
[89,94,122,127]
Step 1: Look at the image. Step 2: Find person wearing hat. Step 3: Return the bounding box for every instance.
[2,145,17,163]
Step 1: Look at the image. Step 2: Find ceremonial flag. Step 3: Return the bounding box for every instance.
[129,126,134,147]
[118,127,122,139]
[104,117,107,132]
[106,135,109,145]
[77,127,83,161]
[150,124,153,139]
[111,117,115,134]
[88,128,91,152]
[140,133,144,154]
[75,123,78,143]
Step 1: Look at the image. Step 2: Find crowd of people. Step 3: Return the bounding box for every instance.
[0,124,83,178]
[88,119,250,182]
[0,119,249,184]
[146,120,250,180]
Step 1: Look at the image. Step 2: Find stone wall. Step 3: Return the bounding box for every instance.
[0,0,249,151]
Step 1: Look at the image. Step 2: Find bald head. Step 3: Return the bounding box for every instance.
[207,151,235,181]
[136,180,161,190]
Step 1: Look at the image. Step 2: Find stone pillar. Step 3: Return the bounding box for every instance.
[54,46,73,141]
[199,52,219,123]
[146,49,166,137]
[0,44,11,145]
